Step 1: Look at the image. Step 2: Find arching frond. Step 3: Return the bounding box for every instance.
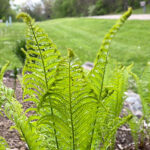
[88,8,132,149]
[4,97,45,150]
[0,79,45,150]
[0,61,9,81]
[17,12,61,105]
[17,13,61,148]
[88,8,132,98]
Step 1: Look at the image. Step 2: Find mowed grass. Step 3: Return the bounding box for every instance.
[0,18,150,75]
[0,23,25,69]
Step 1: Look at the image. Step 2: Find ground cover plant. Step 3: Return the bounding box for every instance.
[0,8,133,149]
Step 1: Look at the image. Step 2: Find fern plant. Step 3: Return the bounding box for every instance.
[0,136,9,150]
[129,63,150,149]
[0,63,10,150]
[0,8,132,150]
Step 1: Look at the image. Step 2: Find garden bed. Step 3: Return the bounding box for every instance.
[0,71,149,150]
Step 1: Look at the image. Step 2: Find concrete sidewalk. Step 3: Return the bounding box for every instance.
[89,14,150,20]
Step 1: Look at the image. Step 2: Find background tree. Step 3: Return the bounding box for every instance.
[20,0,142,19]
[21,1,44,21]
[42,0,53,19]
[0,0,16,21]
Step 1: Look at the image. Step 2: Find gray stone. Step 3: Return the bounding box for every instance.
[82,62,94,71]
[124,90,143,117]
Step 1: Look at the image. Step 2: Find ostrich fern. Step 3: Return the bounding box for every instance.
[0,137,9,150]
[0,63,45,150]
[129,63,150,149]
[0,8,132,150]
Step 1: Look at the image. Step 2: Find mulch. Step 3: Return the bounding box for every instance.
[0,70,149,150]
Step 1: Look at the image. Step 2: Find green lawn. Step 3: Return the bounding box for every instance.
[0,18,150,75]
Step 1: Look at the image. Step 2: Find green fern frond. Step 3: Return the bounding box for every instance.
[4,95,45,150]
[17,12,61,105]
[88,8,132,149]
[0,136,9,150]
[89,65,131,149]
[128,115,142,149]
[109,66,130,117]
[88,7,132,98]
[139,63,150,117]
[0,61,9,81]
[17,13,62,148]
[38,49,96,149]
[17,12,33,26]
[0,62,12,114]
[102,114,132,149]
[129,63,150,147]
[0,79,45,150]
[130,64,150,118]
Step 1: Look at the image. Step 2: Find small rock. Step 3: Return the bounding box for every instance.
[82,62,94,71]
[125,90,142,117]
[20,147,26,150]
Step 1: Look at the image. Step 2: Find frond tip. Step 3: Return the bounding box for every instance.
[68,48,75,59]
[123,7,132,20]
[16,12,33,24]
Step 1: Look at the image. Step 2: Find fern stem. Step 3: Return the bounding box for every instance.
[49,100,59,149]
[29,22,59,149]
[19,125,31,150]
[115,70,119,117]
[68,59,75,150]
[29,22,48,88]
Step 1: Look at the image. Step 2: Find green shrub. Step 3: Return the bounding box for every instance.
[0,8,132,149]
[94,0,107,15]
[13,39,27,64]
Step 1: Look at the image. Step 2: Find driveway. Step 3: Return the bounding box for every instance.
[89,14,150,20]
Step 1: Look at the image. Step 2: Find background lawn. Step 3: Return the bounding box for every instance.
[0,18,150,75]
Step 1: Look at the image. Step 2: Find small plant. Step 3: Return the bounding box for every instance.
[13,39,27,64]
[0,136,9,150]
[10,67,20,91]
[129,63,150,149]
[0,8,132,149]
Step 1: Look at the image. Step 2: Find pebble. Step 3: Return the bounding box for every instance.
[82,62,94,71]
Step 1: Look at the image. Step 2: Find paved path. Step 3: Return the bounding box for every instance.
[89,14,150,20]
